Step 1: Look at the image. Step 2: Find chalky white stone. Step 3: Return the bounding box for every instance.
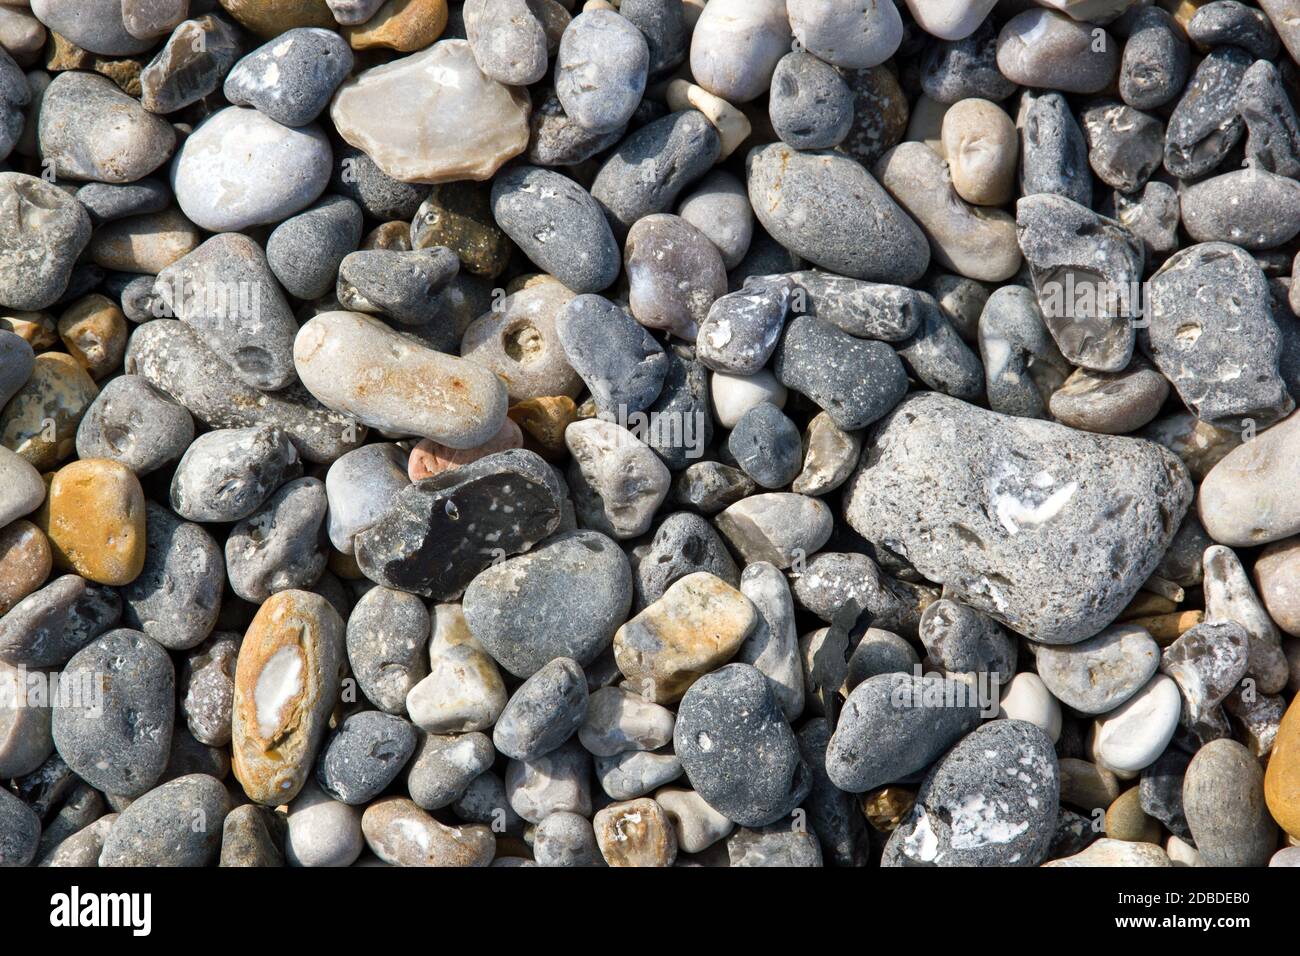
[330,39,530,184]
[688,0,790,103]
[1090,673,1181,774]
[902,0,998,41]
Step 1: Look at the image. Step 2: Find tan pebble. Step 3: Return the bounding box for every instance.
[1256,537,1300,637]
[0,352,99,470]
[35,459,145,586]
[593,797,677,867]
[1044,837,1171,866]
[56,295,127,380]
[1105,786,1162,842]
[940,97,1017,206]
[508,395,578,460]
[613,571,758,704]
[88,207,201,275]
[459,282,581,402]
[1129,610,1204,645]
[407,417,522,481]
[346,0,448,51]
[218,0,337,37]
[231,590,346,804]
[861,785,915,832]
[0,311,58,351]
[361,221,412,251]
[0,520,52,615]
[1117,591,1178,620]
[1059,757,1121,813]
[1166,834,1205,866]
[666,79,751,159]
[361,796,495,865]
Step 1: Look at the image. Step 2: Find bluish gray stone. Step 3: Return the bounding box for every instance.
[75,374,195,476]
[0,329,33,411]
[556,294,667,415]
[697,278,795,375]
[0,173,92,311]
[316,711,417,805]
[345,586,430,716]
[224,27,355,127]
[99,774,229,866]
[39,72,175,183]
[621,0,688,78]
[1081,100,1164,194]
[170,426,302,523]
[464,0,549,86]
[0,575,121,669]
[1119,6,1188,110]
[225,476,328,603]
[1188,0,1279,59]
[493,657,589,761]
[1018,91,1090,207]
[1164,47,1249,179]
[978,284,1070,419]
[122,502,223,651]
[769,52,854,150]
[919,598,1017,682]
[895,297,984,402]
[727,401,802,489]
[406,730,497,811]
[75,179,171,225]
[921,19,1016,104]
[527,87,626,167]
[556,9,649,134]
[786,271,924,341]
[325,442,410,555]
[267,195,364,301]
[337,247,459,325]
[595,748,682,799]
[329,144,429,221]
[633,511,738,609]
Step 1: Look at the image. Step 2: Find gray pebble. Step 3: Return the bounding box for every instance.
[727,401,802,489]
[100,774,229,867]
[677,170,754,271]
[633,511,738,609]
[1017,91,1091,207]
[1048,357,1170,434]
[453,770,524,833]
[226,476,328,603]
[505,739,593,824]
[714,492,833,571]
[921,19,1016,105]
[122,502,223,650]
[39,71,175,183]
[787,270,924,341]
[75,179,171,225]
[978,284,1070,419]
[464,0,550,86]
[224,27,354,127]
[0,173,92,311]
[556,293,667,415]
[1160,619,1250,723]
[626,212,728,341]
[1238,59,1300,177]
[1035,623,1160,714]
[735,562,805,721]
[567,418,671,538]
[790,552,932,637]
[672,461,755,513]
[0,47,22,162]
[169,426,301,523]
[52,629,175,798]
[534,810,604,866]
[75,374,194,476]
[316,711,417,805]
[407,731,496,811]
[267,195,364,301]
[0,783,39,866]
[556,9,649,134]
[578,685,675,756]
[895,297,984,402]
[1181,168,1300,250]
[1188,1,1279,59]
[463,529,632,677]
[621,0,687,78]
[642,347,714,472]
[33,783,103,862]
[1081,100,1164,194]
[1119,6,1188,111]
[0,329,33,411]
[180,632,240,748]
[140,13,241,114]
[493,657,589,761]
[337,247,460,325]
[674,663,810,827]
[219,803,286,867]
[527,87,626,167]
[919,599,1017,682]
[0,575,122,669]
[29,0,155,56]
[596,748,682,799]
[726,818,824,867]
[325,443,410,555]
[773,314,909,431]
[346,586,430,715]
[1183,738,1276,867]
[1164,47,1249,180]
[330,144,429,221]
[697,278,794,375]
[798,718,868,866]
[845,627,919,692]
[769,52,854,151]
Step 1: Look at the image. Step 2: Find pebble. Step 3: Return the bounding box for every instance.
[1164,47,1250,180]
[557,294,666,414]
[1203,545,1288,695]
[1182,168,1300,251]
[140,13,240,114]
[1239,59,1300,177]
[505,739,592,823]
[556,10,648,134]
[566,418,671,538]
[940,98,1016,207]
[295,310,507,447]
[39,458,146,587]
[792,412,861,496]
[748,143,929,285]
[596,748,682,799]
[226,477,328,603]
[1091,673,1182,774]
[1139,748,1191,838]
[99,774,229,867]
[344,0,448,51]
[169,426,301,523]
[592,797,676,866]
[362,796,495,866]
[768,51,854,151]
[1048,358,1169,435]
[632,511,738,608]
[267,196,364,301]
[316,711,416,805]
[230,590,345,804]
[463,0,548,85]
[1046,838,1170,867]
[87,208,200,276]
[0,786,40,865]
[1119,6,1187,110]
[0,573,122,669]
[330,40,529,184]
[885,719,1059,867]
[921,19,1015,105]
[0,521,51,618]
[1184,738,1276,867]
[224,27,353,126]
[54,296,126,381]
[412,182,510,278]
[406,731,494,809]
[460,281,581,403]
[1017,90,1091,207]
[491,166,621,294]
[714,492,832,569]
[330,144,429,221]
[787,0,900,70]
[405,603,504,731]
[688,0,788,103]
[1036,624,1160,715]
[534,810,603,867]
[919,598,1017,682]
[996,10,1117,94]
[337,247,460,324]
[1189,0,1279,59]
[408,420,523,481]
[676,170,753,270]
[0,174,93,312]
[74,374,193,478]
[1257,538,1300,636]
[75,179,171,226]
[843,393,1192,644]
[30,0,156,54]
[493,657,588,760]
[1161,620,1250,724]
[625,213,727,341]
[1081,101,1163,195]
[675,663,809,827]
[727,402,801,489]
[579,686,674,756]
[903,0,997,41]
[326,443,409,554]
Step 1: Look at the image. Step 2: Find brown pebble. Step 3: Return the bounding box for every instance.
[593,797,678,867]
[0,352,99,470]
[56,295,128,380]
[0,519,52,615]
[35,458,146,586]
[361,796,495,866]
[861,786,915,831]
[345,0,448,51]
[406,417,522,481]
[508,395,578,460]
[1129,610,1205,645]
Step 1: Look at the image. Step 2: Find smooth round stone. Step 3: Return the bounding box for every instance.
[1119,6,1187,111]
[1048,359,1169,435]
[675,663,808,827]
[295,311,507,449]
[875,142,1019,282]
[688,0,789,103]
[401,605,500,733]
[640,348,714,471]
[1271,847,1300,867]
[30,0,154,55]
[556,9,647,134]
[698,279,793,377]
[579,685,675,756]
[0,520,51,617]
[75,178,171,226]
[1036,624,1159,715]
[315,711,416,805]
[345,0,448,50]
[325,443,409,554]
[977,286,1066,418]
[491,166,620,294]
[1091,674,1180,775]
[921,19,1016,105]
[633,511,738,608]
[408,419,522,481]
[172,107,331,231]
[676,170,753,271]
[0,574,121,669]
[179,632,240,748]
[219,0,337,37]
[1199,411,1300,546]
[88,209,201,278]
[768,52,853,152]
[169,426,301,523]
[493,657,588,761]
[593,797,677,866]
[589,109,721,236]
[226,27,352,123]
[1189,0,1279,58]
[40,458,145,587]
[55,295,127,380]
[998,673,1062,743]
[226,477,328,603]
[727,402,801,490]
[714,492,832,569]
[285,779,364,867]
[625,213,727,341]
[0,659,53,778]
[460,281,581,403]
[566,418,671,539]
[534,810,603,867]
[773,315,908,431]
[337,247,459,324]
[121,502,222,651]
[845,627,918,692]
[506,739,593,823]
[344,587,428,717]
[331,40,529,184]
[405,731,494,810]
[463,0,548,85]
[1046,837,1171,867]
[1181,168,1300,251]
[1257,538,1300,637]
[267,196,364,301]
[664,77,752,161]
[747,143,929,285]
[231,590,345,805]
[99,774,230,867]
[903,0,998,41]
[0,7,45,66]
[1184,738,1276,867]
[0,173,92,312]
[556,294,666,415]
[52,628,175,797]
[996,10,1117,94]
[463,529,632,678]
[940,97,1016,207]
[0,445,43,529]
[788,0,900,69]
[827,673,980,793]
[76,356,191,470]
[365,796,495,865]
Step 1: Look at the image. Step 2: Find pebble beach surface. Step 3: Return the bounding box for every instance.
[3,0,1300,871]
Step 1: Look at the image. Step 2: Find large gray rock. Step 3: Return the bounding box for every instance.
[0,173,93,311]
[843,393,1193,644]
